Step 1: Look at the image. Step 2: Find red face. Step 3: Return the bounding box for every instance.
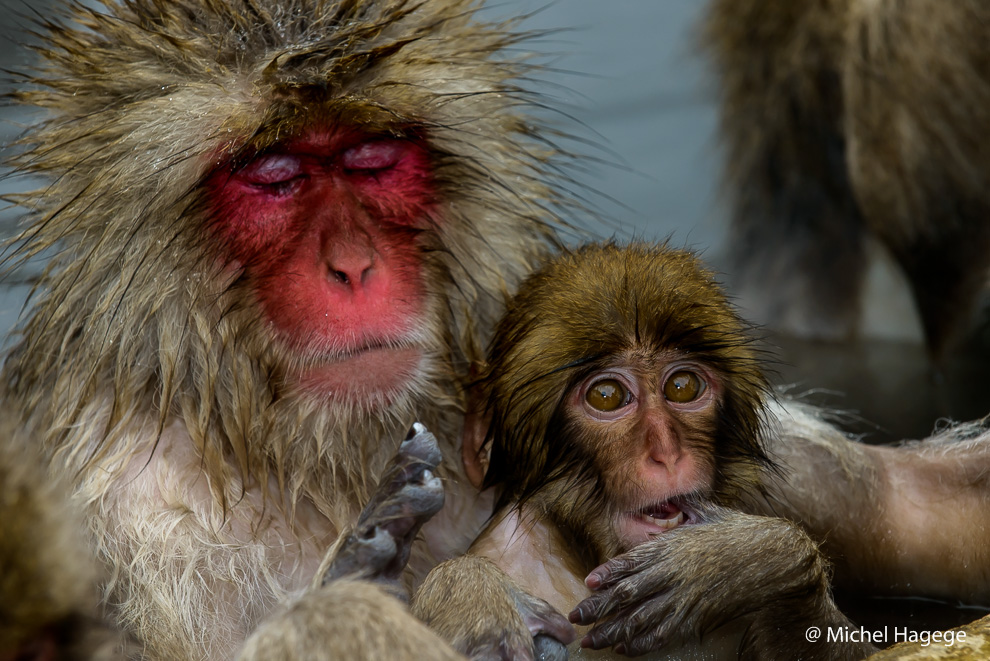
[568,355,721,550]
[207,129,438,406]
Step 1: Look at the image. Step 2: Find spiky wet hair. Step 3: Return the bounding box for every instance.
[482,242,773,517]
[1,0,576,511]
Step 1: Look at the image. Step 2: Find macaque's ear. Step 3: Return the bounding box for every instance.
[462,364,491,490]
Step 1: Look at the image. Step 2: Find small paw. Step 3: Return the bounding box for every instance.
[533,634,568,661]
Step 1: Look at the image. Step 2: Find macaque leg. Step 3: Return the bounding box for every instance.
[321,423,446,592]
[413,555,574,661]
[704,0,867,342]
[240,579,464,661]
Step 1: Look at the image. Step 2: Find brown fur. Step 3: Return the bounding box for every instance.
[0,420,123,659]
[413,556,564,661]
[0,0,576,657]
[748,403,990,603]
[482,242,770,528]
[244,579,465,660]
[704,0,990,357]
[705,0,990,626]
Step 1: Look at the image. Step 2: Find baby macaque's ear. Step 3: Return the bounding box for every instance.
[461,364,491,490]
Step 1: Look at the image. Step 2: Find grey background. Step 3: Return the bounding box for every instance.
[490,1,726,252]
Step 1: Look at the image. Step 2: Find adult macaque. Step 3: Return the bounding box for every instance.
[704,0,990,359]
[0,0,570,658]
[414,242,876,660]
[747,405,990,606]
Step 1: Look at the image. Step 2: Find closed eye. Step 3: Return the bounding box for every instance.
[341,140,406,172]
[237,154,306,194]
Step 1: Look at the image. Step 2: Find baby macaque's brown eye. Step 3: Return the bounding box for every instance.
[586,379,628,412]
[663,370,705,403]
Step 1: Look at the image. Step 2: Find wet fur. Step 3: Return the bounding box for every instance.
[417,243,874,660]
[0,0,575,657]
[481,241,772,561]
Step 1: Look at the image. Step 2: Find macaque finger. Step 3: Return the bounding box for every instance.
[322,525,401,586]
[615,630,668,658]
[361,423,445,518]
[604,601,684,655]
[323,423,445,587]
[571,549,673,626]
[568,591,612,626]
[584,554,644,591]
[578,594,674,652]
[569,583,646,626]
[581,615,630,651]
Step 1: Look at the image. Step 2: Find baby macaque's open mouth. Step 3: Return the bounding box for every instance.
[618,498,699,547]
[636,500,691,531]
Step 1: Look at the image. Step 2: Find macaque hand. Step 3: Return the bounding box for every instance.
[242,426,455,661]
[413,555,576,661]
[322,423,445,592]
[569,507,828,657]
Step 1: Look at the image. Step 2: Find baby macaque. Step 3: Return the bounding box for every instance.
[414,242,874,660]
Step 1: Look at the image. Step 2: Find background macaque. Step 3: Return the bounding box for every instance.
[0,0,575,657]
[5,0,990,658]
[748,405,990,607]
[701,0,990,638]
[415,242,876,660]
[704,0,990,361]
[0,420,123,660]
